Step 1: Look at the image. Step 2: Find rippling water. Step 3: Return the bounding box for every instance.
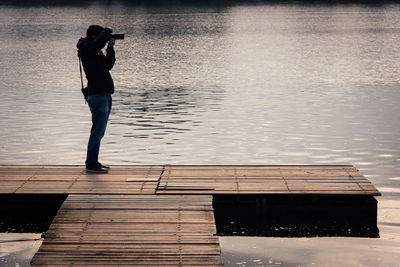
[1,1,400,266]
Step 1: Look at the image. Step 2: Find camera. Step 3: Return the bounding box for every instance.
[111,34,124,40]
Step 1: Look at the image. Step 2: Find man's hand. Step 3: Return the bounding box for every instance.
[103,27,113,43]
[108,38,115,49]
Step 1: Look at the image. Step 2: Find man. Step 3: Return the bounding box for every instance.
[77,25,116,173]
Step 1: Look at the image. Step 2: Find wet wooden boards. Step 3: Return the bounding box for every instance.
[0,165,162,194]
[0,165,380,266]
[157,165,381,195]
[31,194,222,266]
[0,165,380,196]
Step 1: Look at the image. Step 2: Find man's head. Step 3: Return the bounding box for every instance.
[86,25,104,40]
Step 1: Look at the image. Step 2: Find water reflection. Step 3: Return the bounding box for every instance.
[220,198,400,267]
[108,6,228,138]
[112,85,224,136]
[0,233,42,267]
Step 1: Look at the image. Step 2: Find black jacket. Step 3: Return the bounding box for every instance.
[77,31,115,95]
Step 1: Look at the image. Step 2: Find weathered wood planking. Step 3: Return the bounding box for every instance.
[0,165,380,195]
[31,194,223,266]
[0,165,381,266]
[0,165,162,195]
[156,165,381,195]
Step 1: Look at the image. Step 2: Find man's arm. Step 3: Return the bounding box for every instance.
[105,38,115,70]
[83,29,112,54]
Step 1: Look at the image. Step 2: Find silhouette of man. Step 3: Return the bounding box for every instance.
[77,25,115,173]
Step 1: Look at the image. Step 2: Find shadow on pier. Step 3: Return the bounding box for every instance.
[2,193,380,238]
[0,194,67,233]
[213,194,379,238]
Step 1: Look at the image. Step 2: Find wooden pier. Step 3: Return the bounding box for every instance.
[32,195,221,266]
[0,165,380,266]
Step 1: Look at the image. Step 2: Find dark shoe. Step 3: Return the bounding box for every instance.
[97,162,110,170]
[86,165,108,174]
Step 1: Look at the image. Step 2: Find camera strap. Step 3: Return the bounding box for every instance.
[78,57,84,90]
[78,57,88,104]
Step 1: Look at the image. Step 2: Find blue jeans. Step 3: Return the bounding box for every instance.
[86,93,112,167]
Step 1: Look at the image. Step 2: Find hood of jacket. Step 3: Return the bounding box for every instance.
[77,37,88,49]
[77,37,88,57]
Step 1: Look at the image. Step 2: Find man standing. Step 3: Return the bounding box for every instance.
[77,25,115,173]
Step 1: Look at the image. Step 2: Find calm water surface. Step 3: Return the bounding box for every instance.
[0,2,400,266]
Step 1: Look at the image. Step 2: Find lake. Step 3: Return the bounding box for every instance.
[0,1,400,266]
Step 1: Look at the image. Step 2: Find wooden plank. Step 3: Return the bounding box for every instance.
[0,166,162,194]
[0,165,381,266]
[156,165,380,196]
[0,165,380,196]
[31,194,222,266]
